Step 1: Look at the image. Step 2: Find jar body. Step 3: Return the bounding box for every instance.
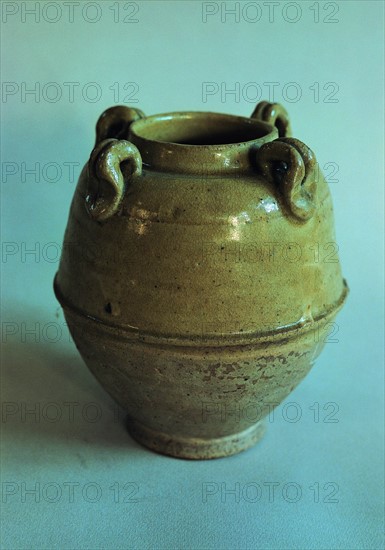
[54,103,347,458]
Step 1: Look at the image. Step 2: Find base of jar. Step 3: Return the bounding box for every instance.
[125,417,266,460]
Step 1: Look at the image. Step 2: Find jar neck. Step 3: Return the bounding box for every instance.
[128,112,278,174]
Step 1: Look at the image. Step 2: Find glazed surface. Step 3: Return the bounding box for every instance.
[56,162,346,339]
[54,103,348,458]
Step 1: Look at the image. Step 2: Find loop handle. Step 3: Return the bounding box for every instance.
[256,137,318,222]
[95,105,145,145]
[251,101,292,137]
[85,138,142,222]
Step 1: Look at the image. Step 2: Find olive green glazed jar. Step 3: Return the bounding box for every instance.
[54,101,348,459]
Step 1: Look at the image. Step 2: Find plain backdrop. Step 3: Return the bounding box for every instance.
[1,1,384,549]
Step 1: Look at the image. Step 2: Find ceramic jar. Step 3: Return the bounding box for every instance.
[54,101,348,459]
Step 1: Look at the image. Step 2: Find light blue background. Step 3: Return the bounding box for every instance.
[1,1,384,549]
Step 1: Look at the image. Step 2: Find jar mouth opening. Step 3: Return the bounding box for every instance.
[129,111,275,147]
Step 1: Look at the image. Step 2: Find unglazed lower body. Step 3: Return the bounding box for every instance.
[55,280,347,459]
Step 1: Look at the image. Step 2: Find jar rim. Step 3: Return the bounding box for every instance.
[130,111,275,145]
[129,111,278,173]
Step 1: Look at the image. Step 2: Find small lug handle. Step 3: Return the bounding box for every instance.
[85,138,142,222]
[251,101,292,138]
[256,137,318,222]
[95,105,145,145]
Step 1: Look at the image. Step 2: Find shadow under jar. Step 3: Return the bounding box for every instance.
[54,101,348,459]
